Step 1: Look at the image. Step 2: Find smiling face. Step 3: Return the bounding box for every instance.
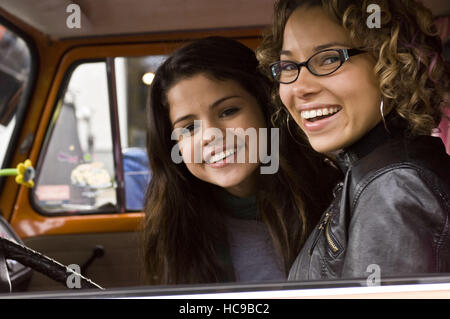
[278,6,382,153]
[168,73,267,197]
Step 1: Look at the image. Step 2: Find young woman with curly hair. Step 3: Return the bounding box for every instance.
[142,36,340,285]
[257,0,450,280]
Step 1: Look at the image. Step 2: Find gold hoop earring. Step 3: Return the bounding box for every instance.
[286,113,303,145]
[380,97,390,132]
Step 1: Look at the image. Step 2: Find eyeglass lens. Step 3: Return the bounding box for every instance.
[273,50,343,83]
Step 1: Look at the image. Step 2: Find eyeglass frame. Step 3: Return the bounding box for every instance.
[270,48,366,84]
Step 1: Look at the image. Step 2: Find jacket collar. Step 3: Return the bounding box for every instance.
[335,112,408,172]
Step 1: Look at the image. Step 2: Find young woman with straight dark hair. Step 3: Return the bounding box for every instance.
[142,36,341,285]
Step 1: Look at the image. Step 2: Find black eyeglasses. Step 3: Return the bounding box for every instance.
[270,48,365,84]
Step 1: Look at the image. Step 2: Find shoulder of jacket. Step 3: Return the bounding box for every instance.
[347,136,450,210]
[350,136,449,184]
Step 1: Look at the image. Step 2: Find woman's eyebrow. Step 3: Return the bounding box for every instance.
[280,42,351,58]
[313,42,351,52]
[173,114,194,127]
[210,95,240,109]
[172,95,240,127]
[280,49,292,57]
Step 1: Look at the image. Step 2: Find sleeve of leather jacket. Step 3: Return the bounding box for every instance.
[341,167,449,278]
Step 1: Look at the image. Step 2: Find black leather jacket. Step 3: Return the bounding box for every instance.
[288,117,450,281]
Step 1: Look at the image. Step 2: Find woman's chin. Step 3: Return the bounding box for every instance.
[203,163,259,195]
[208,174,247,190]
[308,134,346,154]
[308,140,337,154]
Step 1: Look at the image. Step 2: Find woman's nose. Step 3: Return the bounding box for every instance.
[201,120,224,147]
[290,68,321,100]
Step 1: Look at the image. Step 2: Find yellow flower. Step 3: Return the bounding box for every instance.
[15,159,35,188]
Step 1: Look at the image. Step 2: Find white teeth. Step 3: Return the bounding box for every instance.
[207,148,236,164]
[301,106,340,120]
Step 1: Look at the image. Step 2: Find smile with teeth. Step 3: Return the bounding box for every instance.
[206,148,237,164]
[301,106,341,121]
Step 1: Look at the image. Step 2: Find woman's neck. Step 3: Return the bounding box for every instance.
[224,170,258,198]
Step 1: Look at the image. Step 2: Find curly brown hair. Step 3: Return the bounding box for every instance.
[257,0,450,136]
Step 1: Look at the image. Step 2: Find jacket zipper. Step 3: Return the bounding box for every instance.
[308,211,331,256]
[325,217,339,253]
[308,212,339,255]
[308,182,343,256]
[326,181,343,253]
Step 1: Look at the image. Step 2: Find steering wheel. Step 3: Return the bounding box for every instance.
[0,160,102,293]
[0,215,103,293]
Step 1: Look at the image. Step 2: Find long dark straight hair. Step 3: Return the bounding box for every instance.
[143,36,341,285]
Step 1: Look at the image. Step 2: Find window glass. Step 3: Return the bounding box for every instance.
[0,24,31,168]
[115,55,167,211]
[32,62,117,214]
[32,55,169,214]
